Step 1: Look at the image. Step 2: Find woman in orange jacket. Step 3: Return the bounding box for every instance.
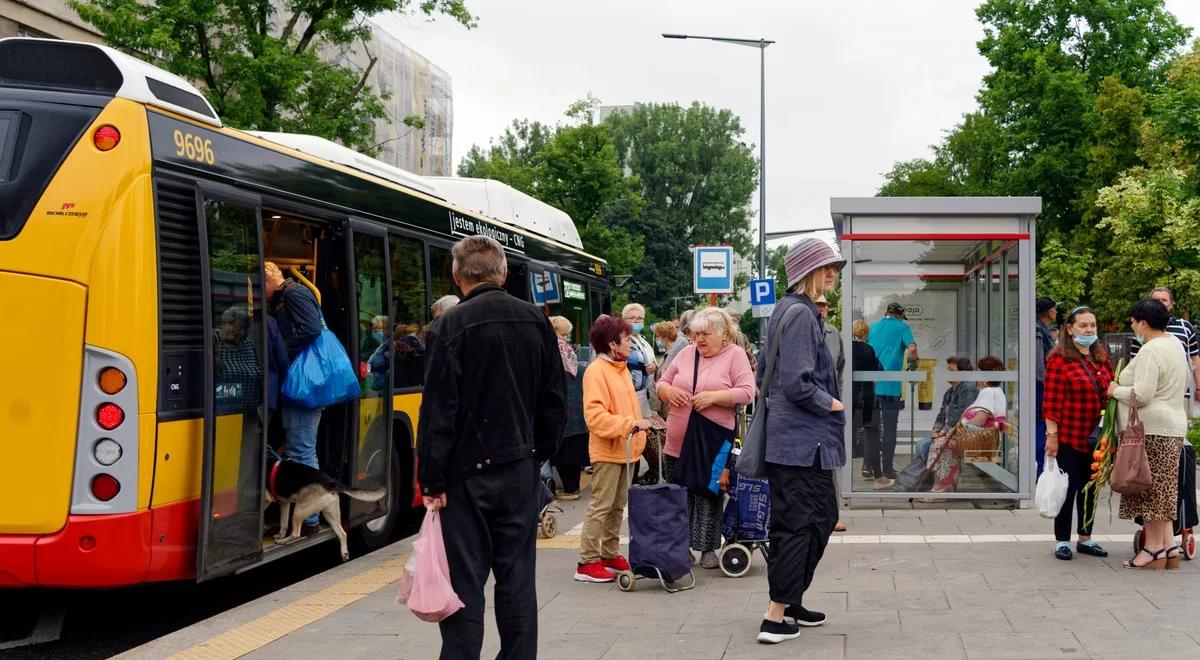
[575,314,651,583]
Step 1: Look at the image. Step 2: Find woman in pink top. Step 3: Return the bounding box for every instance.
[657,307,756,569]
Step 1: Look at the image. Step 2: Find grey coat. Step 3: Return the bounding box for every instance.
[756,294,846,470]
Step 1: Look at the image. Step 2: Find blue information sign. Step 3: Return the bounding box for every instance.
[530,270,561,305]
[693,246,734,294]
[749,278,776,306]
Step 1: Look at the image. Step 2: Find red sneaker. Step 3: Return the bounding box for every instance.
[574,561,615,583]
[602,555,631,573]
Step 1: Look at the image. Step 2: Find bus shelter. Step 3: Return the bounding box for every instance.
[831,197,1042,501]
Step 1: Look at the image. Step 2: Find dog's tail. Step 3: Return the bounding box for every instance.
[336,485,387,502]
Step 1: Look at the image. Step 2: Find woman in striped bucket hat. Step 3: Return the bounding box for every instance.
[754,237,847,645]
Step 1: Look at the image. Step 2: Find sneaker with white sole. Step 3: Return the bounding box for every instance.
[574,561,614,583]
[757,618,802,644]
[784,604,826,627]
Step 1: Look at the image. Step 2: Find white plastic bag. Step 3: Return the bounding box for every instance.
[1035,456,1069,519]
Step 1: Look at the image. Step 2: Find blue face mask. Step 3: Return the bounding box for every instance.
[631,322,644,334]
[372,330,386,343]
[655,340,665,352]
[1073,334,1098,348]
[1134,334,1145,345]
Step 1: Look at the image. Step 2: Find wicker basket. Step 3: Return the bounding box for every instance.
[951,422,1009,464]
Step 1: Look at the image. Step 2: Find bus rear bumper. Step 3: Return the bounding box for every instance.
[0,510,153,587]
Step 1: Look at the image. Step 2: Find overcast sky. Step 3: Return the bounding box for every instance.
[376,1,1200,242]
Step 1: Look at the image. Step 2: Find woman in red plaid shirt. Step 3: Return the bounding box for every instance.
[1043,306,1114,561]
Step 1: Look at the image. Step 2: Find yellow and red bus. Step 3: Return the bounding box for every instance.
[0,37,611,586]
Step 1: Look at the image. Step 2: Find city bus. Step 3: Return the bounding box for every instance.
[0,37,612,586]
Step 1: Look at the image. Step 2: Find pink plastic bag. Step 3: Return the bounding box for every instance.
[396,508,464,623]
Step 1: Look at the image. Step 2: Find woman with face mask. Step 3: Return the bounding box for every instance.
[1043,306,1114,561]
[1108,298,1189,569]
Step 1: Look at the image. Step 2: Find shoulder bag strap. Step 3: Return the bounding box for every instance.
[691,347,701,396]
[1077,358,1105,403]
[760,302,805,399]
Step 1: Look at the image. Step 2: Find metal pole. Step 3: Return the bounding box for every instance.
[757,41,768,346]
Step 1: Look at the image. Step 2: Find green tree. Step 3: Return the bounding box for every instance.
[604,102,759,318]
[1091,46,1200,322]
[1035,233,1092,306]
[456,102,646,276]
[73,0,475,152]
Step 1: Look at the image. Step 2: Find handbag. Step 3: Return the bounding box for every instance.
[677,351,734,498]
[736,304,804,480]
[281,314,361,408]
[1111,392,1153,495]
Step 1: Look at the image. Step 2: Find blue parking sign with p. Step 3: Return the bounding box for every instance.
[749,278,775,306]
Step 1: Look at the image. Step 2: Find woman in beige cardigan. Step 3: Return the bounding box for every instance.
[1108,299,1189,570]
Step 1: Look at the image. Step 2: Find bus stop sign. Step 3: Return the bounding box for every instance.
[693,245,733,294]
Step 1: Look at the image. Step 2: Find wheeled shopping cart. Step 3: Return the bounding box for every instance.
[615,431,696,593]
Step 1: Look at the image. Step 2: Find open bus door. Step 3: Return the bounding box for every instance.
[340,218,394,531]
[196,184,269,580]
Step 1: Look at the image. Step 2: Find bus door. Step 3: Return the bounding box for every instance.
[343,218,394,528]
[197,184,268,580]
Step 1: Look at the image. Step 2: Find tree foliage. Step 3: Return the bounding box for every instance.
[878,0,1196,322]
[461,100,758,318]
[603,103,758,317]
[457,102,645,278]
[73,0,475,152]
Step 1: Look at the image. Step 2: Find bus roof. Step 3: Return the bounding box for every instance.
[0,38,221,127]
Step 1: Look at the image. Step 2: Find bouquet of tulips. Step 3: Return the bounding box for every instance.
[1081,358,1125,528]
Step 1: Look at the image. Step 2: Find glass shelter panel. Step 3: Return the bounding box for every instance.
[201,200,266,575]
[847,239,1021,496]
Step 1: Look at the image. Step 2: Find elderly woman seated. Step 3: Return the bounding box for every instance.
[926,356,1006,493]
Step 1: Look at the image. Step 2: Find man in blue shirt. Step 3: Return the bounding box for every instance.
[867,302,917,488]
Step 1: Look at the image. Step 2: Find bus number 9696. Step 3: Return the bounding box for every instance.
[173,129,215,165]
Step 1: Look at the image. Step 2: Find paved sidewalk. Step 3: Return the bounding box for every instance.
[123,492,1200,660]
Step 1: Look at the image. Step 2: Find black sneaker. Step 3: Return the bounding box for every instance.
[784,604,827,627]
[757,618,802,644]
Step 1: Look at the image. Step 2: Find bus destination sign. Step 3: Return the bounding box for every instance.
[449,210,526,252]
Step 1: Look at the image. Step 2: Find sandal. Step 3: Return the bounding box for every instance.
[1166,545,1182,570]
[1123,547,1166,570]
[834,521,847,532]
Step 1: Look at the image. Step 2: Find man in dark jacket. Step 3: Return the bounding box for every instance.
[265,261,324,528]
[418,235,565,660]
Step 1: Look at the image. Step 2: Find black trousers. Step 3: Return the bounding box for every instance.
[867,396,900,476]
[1054,445,1098,542]
[438,458,539,660]
[558,465,582,494]
[765,461,838,606]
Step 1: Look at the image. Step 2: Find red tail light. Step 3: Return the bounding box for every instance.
[93,125,121,151]
[97,403,124,430]
[91,474,120,501]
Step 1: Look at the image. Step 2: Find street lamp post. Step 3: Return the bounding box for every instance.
[663,33,773,344]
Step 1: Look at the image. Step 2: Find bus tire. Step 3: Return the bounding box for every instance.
[351,447,404,552]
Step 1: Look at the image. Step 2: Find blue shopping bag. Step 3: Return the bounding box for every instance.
[282,326,360,408]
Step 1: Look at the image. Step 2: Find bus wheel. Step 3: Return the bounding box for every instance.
[351,448,404,552]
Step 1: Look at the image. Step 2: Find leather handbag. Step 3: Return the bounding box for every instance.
[736,304,803,480]
[1111,393,1153,495]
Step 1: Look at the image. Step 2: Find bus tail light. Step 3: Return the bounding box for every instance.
[73,347,138,515]
[93,125,120,151]
[98,367,126,394]
[90,474,120,501]
[96,402,124,430]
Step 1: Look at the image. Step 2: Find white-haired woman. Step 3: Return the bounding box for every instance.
[656,307,755,568]
[621,303,657,418]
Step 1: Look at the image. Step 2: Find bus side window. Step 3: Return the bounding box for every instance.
[429,245,456,303]
[389,234,429,389]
